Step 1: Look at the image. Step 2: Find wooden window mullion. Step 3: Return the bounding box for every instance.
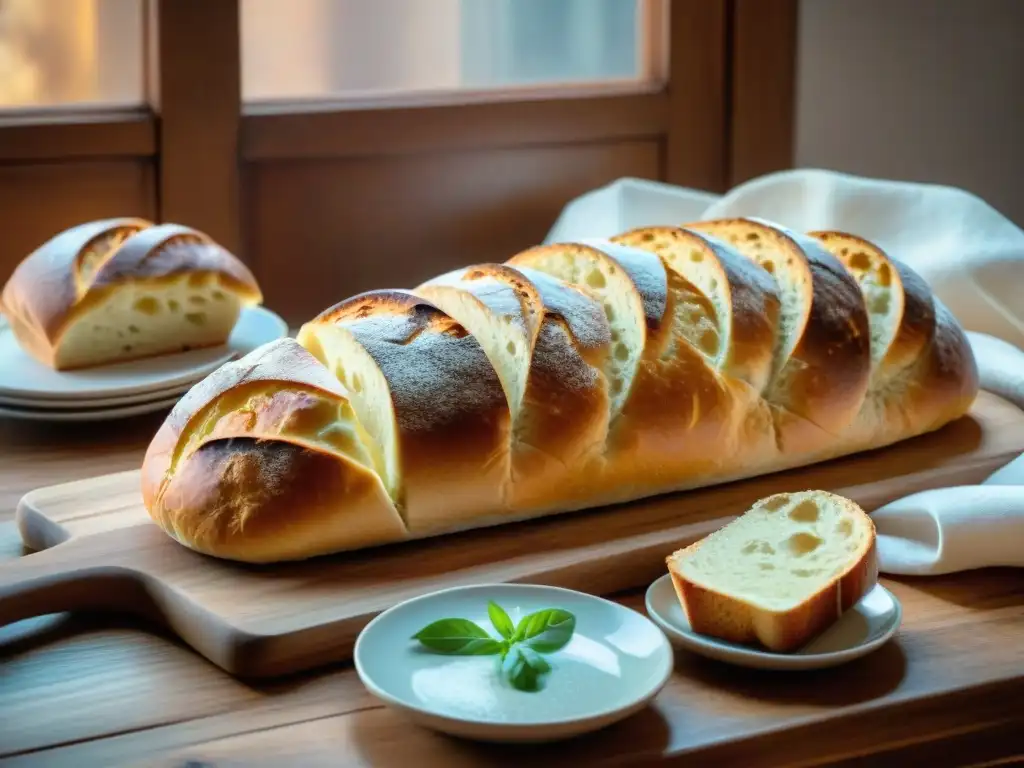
[727,0,798,187]
[664,0,730,193]
[152,0,243,256]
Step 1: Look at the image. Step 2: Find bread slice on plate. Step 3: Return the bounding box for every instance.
[666,490,877,653]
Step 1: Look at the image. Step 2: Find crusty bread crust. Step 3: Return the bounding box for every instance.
[686,218,873,446]
[1,219,262,369]
[138,223,978,563]
[1,218,150,362]
[298,290,512,535]
[415,264,612,512]
[809,230,934,381]
[806,235,980,454]
[142,338,406,562]
[613,225,780,394]
[155,438,405,562]
[666,492,878,653]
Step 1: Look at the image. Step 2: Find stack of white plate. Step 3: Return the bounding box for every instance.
[0,306,288,423]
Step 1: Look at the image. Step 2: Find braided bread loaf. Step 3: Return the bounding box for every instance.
[0,219,262,370]
[140,218,978,563]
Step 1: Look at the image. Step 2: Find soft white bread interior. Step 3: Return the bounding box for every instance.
[0,219,262,370]
[140,219,979,563]
[666,490,877,652]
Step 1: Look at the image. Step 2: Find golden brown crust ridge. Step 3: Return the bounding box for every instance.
[91,223,262,302]
[686,218,872,441]
[1,219,262,369]
[301,289,513,534]
[416,264,613,512]
[141,338,362,511]
[154,438,405,563]
[1,217,150,344]
[809,230,935,380]
[612,225,781,393]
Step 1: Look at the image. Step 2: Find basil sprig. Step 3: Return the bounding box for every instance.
[412,600,576,691]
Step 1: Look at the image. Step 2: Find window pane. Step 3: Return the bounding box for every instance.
[0,0,145,111]
[242,0,653,105]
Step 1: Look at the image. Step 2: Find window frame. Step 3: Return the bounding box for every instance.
[0,0,798,266]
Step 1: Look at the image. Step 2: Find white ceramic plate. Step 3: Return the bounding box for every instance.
[0,306,287,401]
[0,380,195,410]
[645,574,902,671]
[0,393,183,423]
[354,583,674,743]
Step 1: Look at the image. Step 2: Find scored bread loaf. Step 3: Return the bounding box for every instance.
[0,218,262,370]
[666,491,877,652]
[140,218,979,563]
[141,337,406,562]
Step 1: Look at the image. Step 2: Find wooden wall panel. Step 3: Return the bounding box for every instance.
[665,0,729,191]
[729,0,798,186]
[0,161,157,282]
[245,140,662,323]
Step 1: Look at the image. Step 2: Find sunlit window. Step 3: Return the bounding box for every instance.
[241,0,665,107]
[0,0,144,112]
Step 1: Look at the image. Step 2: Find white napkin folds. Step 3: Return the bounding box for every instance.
[873,457,1024,576]
[546,168,1024,576]
[548,169,1024,347]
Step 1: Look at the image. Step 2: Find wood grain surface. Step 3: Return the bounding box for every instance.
[4,393,1024,682]
[2,396,1024,766]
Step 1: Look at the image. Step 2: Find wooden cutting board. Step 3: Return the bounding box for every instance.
[3,391,1023,680]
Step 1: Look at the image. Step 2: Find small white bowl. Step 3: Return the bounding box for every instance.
[354,583,674,743]
[645,574,902,671]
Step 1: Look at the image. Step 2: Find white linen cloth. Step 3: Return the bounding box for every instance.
[545,168,1024,575]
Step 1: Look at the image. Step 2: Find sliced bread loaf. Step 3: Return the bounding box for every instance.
[666,490,877,652]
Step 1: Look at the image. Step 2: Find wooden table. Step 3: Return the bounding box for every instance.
[2,411,1024,767]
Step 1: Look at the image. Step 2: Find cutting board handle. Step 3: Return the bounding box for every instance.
[0,538,146,627]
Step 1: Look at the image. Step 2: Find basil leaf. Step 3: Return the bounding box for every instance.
[501,645,544,691]
[512,608,576,652]
[487,600,516,639]
[517,645,551,673]
[412,618,503,655]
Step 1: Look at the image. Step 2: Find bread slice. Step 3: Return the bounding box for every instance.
[296,289,512,535]
[685,218,871,441]
[612,225,780,395]
[507,240,661,420]
[506,239,768,499]
[666,490,877,653]
[414,263,612,512]
[808,231,934,383]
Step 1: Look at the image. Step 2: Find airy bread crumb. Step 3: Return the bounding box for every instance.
[667,490,877,653]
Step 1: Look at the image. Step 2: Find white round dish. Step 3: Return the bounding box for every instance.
[0,380,194,410]
[645,574,902,671]
[0,393,183,423]
[354,583,674,743]
[0,306,287,401]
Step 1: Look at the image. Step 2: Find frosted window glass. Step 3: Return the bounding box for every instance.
[242,0,648,104]
[0,0,145,111]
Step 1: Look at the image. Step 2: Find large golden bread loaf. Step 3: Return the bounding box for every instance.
[140,219,979,563]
